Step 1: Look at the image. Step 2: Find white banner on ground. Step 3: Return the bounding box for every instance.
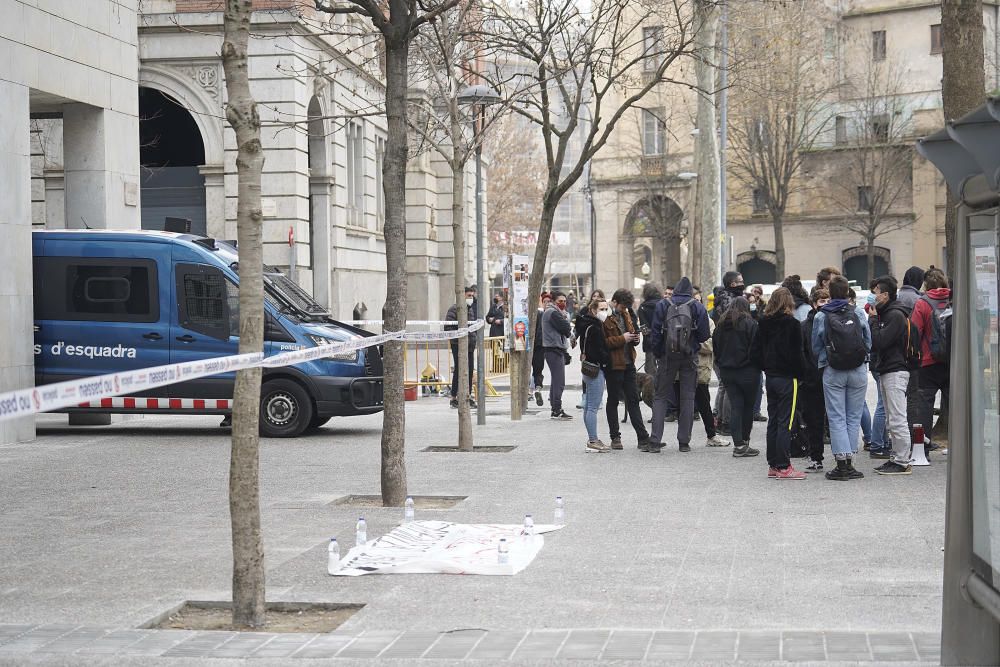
[0,321,486,423]
[334,520,563,576]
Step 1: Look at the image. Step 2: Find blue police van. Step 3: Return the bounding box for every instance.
[32,230,384,437]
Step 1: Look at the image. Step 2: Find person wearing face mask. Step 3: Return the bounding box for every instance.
[542,290,574,420]
[868,275,914,476]
[445,287,478,409]
[531,293,551,406]
[602,288,649,450]
[575,297,612,452]
[712,271,746,323]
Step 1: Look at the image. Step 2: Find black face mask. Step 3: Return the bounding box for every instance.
[726,285,744,296]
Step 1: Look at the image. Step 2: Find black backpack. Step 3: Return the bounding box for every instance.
[920,295,952,364]
[825,308,867,370]
[663,299,696,359]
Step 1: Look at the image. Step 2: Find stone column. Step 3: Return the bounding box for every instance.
[310,175,335,310]
[200,164,226,239]
[62,104,140,230]
[0,81,35,444]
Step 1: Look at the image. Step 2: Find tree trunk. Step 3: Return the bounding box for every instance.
[523,203,557,419]
[222,0,266,629]
[941,0,985,275]
[379,38,410,505]
[450,145,473,450]
[771,212,786,278]
[695,0,720,294]
[866,237,876,285]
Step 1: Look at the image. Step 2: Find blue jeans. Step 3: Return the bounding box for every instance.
[583,370,606,441]
[754,372,764,414]
[861,373,888,449]
[823,365,869,459]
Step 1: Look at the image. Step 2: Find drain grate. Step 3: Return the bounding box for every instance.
[421,445,517,453]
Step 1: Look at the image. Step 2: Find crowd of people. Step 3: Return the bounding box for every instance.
[523,264,952,480]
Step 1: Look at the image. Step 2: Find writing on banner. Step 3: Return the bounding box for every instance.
[335,520,562,577]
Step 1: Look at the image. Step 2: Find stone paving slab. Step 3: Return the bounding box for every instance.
[0,625,941,662]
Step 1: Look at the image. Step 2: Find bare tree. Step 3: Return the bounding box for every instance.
[222,0,266,628]
[727,0,838,278]
[484,114,545,261]
[693,0,720,294]
[826,43,917,284]
[314,0,459,505]
[941,0,985,274]
[480,0,701,414]
[409,3,496,451]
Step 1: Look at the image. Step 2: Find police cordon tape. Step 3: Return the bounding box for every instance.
[0,320,485,424]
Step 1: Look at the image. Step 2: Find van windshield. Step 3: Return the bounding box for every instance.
[210,239,330,322]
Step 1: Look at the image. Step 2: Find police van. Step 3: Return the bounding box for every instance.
[32,230,383,437]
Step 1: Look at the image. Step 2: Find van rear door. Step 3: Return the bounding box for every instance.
[33,247,170,384]
[168,262,239,398]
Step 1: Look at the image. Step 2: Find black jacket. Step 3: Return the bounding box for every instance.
[445,303,476,345]
[750,312,807,378]
[800,310,823,387]
[712,316,758,371]
[486,302,505,337]
[869,299,910,375]
[574,313,610,368]
[637,297,658,352]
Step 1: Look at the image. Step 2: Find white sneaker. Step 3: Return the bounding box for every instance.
[706,436,728,447]
[586,439,611,453]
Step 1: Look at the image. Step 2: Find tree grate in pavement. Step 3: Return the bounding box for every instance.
[420,445,517,452]
[0,624,942,662]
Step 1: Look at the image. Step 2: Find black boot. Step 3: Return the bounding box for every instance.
[825,458,852,481]
[732,441,760,457]
[845,457,864,479]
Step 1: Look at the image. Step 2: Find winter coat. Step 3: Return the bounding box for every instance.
[800,309,824,388]
[602,307,641,370]
[697,320,716,385]
[445,302,477,346]
[869,298,911,375]
[540,303,571,349]
[649,277,711,357]
[811,300,872,369]
[712,286,743,322]
[896,285,921,313]
[575,313,610,369]
[750,312,807,379]
[712,315,758,371]
[486,301,505,337]
[637,297,659,352]
[793,298,811,322]
[912,287,951,368]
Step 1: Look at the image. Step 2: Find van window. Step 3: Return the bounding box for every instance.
[176,263,230,340]
[34,257,158,323]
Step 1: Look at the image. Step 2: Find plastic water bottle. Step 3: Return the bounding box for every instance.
[327,538,340,575]
[498,538,509,564]
[355,517,367,546]
[554,496,565,524]
[404,496,415,522]
[523,514,535,536]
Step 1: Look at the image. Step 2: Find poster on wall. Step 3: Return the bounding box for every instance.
[975,245,998,319]
[505,254,531,352]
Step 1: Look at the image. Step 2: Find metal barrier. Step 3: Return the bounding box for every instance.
[403,337,511,398]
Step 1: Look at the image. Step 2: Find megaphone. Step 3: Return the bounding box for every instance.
[910,423,931,467]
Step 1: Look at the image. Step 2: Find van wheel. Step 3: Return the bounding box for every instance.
[260,379,313,438]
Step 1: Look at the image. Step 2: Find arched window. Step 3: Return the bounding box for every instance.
[736,249,777,285]
[842,246,891,285]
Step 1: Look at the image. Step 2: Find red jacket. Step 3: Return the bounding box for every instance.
[911,287,951,367]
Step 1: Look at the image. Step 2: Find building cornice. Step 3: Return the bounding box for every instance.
[842,1,998,19]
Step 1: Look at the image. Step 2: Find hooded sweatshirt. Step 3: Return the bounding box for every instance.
[650,277,711,357]
[869,297,911,374]
[811,299,872,369]
[750,312,807,378]
[897,266,925,313]
[912,287,952,367]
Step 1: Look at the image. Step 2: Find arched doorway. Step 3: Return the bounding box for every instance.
[736,249,778,285]
[843,246,891,285]
[307,95,334,309]
[138,87,207,235]
[624,196,683,289]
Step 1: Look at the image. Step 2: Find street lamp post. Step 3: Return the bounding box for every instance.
[458,84,501,426]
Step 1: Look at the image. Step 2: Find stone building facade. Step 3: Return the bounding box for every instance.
[594,0,1000,291]
[2,0,142,444]
[30,0,476,322]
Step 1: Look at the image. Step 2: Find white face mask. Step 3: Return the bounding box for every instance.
[596,310,610,322]
[465,298,474,307]
[750,303,757,312]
